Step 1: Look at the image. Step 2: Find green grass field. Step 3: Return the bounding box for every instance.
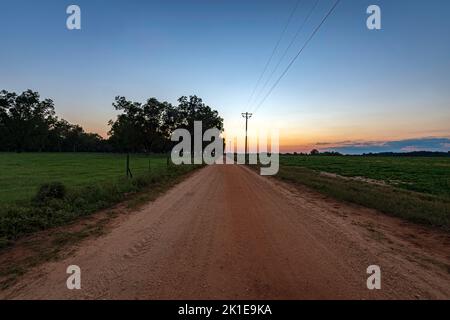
[275,155,450,229]
[1,153,449,243]
[280,155,450,198]
[0,153,197,245]
[0,153,169,205]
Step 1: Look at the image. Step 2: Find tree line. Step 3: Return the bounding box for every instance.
[0,90,223,153]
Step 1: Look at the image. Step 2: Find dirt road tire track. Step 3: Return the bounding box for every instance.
[1,164,449,299]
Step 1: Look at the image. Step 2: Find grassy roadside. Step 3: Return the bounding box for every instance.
[0,163,200,249]
[0,163,201,289]
[280,155,450,198]
[0,153,171,205]
[258,165,450,230]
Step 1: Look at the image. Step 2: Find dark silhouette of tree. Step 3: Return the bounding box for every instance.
[0,90,56,152]
[0,90,105,152]
[177,95,224,133]
[108,95,224,153]
[0,90,224,154]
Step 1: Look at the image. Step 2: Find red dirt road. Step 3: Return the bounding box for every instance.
[1,165,449,299]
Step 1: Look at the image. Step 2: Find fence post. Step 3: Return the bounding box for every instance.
[126,153,133,178]
[126,153,130,178]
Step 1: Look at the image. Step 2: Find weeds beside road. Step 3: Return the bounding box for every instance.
[0,153,199,248]
[253,155,450,230]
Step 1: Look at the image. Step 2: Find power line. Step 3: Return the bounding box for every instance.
[246,0,302,109]
[250,0,320,113]
[253,0,341,114]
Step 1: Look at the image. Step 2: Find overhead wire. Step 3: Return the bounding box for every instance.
[250,0,320,113]
[252,0,341,114]
[245,0,302,110]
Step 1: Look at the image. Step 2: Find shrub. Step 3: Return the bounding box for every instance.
[34,182,67,203]
[0,165,200,245]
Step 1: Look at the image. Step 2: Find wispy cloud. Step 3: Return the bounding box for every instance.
[318,137,450,155]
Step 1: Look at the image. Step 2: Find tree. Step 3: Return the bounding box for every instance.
[0,90,56,152]
[176,95,224,152]
[108,96,146,152]
[0,90,106,152]
[108,95,224,153]
[310,149,320,155]
[177,95,223,133]
[0,90,224,154]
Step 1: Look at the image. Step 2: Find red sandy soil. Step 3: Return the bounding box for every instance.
[1,164,449,299]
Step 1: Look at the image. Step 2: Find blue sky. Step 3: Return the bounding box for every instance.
[0,0,449,153]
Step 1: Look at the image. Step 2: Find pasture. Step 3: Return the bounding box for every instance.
[0,153,195,244]
[277,155,450,228]
[280,155,450,198]
[0,153,169,205]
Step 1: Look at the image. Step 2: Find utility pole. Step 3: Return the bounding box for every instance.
[241,112,252,161]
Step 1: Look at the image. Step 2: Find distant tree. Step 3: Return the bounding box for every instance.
[108,96,144,152]
[0,90,106,152]
[142,98,173,152]
[108,95,224,153]
[0,90,56,152]
[321,151,342,156]
[0,90,224,154]
[177,95,223,138]
[310,149,320,155]
[176,95,224,154]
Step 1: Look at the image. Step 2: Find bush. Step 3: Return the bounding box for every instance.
[0,165,200,245]
[34,182,67,203]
